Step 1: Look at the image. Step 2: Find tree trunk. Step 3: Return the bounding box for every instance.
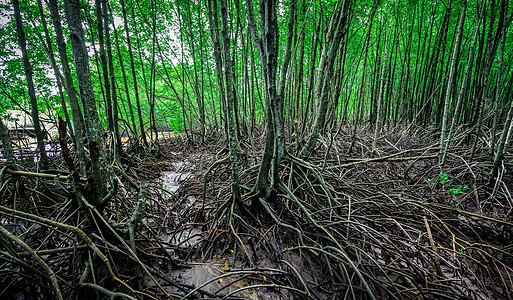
[219,0,242,203]
[0,119,15,165]
[470,0,507,160]
[439,0,466,167]
[36,0,74,145]
[12,0,49,170]
[349,0,378,153]
[95,0,114,135]
[148,0,158,144]
[206,0,227,137]
[372,1,390,152]
[184,2,206,144]
[47,0,87,176]
[132,3,153,140]
[441,23,479,167]
[120,0,147,146]
[63,0,108,207]
[490,16,507,160]
[246,0,295,193]
[301,15,321,136]
[109,5,137,137]
[102,0,123,152]
[300,1,351,160]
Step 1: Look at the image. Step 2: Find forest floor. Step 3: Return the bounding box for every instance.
[1,125,513,299]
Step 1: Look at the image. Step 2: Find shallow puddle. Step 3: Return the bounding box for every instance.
[161,160,190,194]
[166,262,282,299]
[156,156,286,299]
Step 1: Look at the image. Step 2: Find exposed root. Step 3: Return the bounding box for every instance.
[1,128,512,299]
[197,127,513,299]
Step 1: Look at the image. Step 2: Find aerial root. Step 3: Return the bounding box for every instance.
[199,138,513,299]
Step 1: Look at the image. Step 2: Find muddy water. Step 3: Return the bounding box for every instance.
[161,160,190,194]
[168,263,269,299]
[158,157,285,299]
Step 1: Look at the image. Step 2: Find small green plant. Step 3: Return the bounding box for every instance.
[447,185,468,195]
[426,171,468,199]
[438,171,450,185]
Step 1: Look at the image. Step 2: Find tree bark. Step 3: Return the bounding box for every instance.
[12,0,49,170]
[120,0,147,146]
[35,0,74,145]
[300,1,351,160]
[95,0,114,135]
[47,0,87,176]
[0,119,15,165]
[108,5,137,137]
[439,0,466,167]
[219,0,242,203]
[63,0,108,206]
[372,1,390,152]
[102,0,123,152]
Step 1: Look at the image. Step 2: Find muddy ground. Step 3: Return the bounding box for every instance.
[1,125,512,299]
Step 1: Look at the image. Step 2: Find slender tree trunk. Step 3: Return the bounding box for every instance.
[401,5,415,122]
[301,16,321,135]
[109,5,137,137]
[372,1,390,152]
[185,2,206,143]
[410,4,428,123]
[63,0,108,206]
[36,0,74,144]
[102,0,122,152]
[207,0,228,137]
[148,0,158,144]
[132,3,153,138]
[369,23,382,125]
[120,0,147,146]
[442,24,479,167]
[470,0,506,159]
[219,0,242,203]
[247,0,295,193]
[95,0,114,135]
[471,0,500,126]
[0,119,15,165]
[491,96,513,183]
[425,0,451,127]
[490,20,507,159]
[299,1,350,160]
[349,0,377,153]
[489,28,510,181]
[439,0,466,167]
[84,10,106,118]
[12,0,48,170]
[467,3,487,125]
[47,0,87,176]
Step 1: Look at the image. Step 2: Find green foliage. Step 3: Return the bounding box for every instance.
[447,185,468,196]
[438,171,450,185]
[426,172,468,204]
[0,0,511,147]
